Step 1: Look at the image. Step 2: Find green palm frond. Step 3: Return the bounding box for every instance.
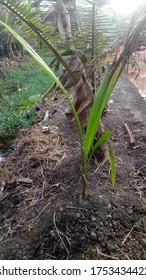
[0,0,77,82]
[1,0,54,40]
[68,0,117,60]
[94,7,117,56]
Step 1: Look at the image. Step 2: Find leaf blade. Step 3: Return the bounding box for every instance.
[84,71,110,160]
[88,130,112,164]
[108,141,116,187]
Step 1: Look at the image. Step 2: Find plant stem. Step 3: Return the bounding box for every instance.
[82,161,88,199]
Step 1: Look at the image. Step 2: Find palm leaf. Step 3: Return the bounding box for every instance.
[108,141,116,186]
[83,70,109,160]
[84,64,121,160]
[87,130,112,164]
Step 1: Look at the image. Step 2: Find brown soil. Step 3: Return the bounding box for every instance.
[128,62,146,98]
[0,75,146,260]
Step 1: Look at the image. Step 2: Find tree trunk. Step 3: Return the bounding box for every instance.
[56,0,72,41]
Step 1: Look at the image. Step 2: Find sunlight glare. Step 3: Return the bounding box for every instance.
[111,0,144,14]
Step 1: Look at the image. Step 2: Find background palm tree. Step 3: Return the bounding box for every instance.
[0,0,53,57]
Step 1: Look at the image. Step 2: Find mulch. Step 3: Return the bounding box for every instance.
[0,75,146,259]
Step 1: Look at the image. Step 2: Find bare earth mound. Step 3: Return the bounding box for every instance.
[0,75,146,260]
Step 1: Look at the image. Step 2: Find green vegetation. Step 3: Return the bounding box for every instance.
[1,20,116,198]
[1,0,146,197]
[0,56,53,140]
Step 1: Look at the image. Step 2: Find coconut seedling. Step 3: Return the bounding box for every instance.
[1,0,146,198]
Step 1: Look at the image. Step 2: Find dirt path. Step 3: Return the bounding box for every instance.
[0,75,145,259]
[128,62,146,98]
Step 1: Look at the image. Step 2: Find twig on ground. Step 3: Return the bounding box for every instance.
[53,211,70,255]
[94,158,108,173]
[115,245,131,259]
[28,200,51,230]
[66,206,87,211]
[134,164,146,176]
[122,226,135,244]
[96,247,119,260]
[124,122,136,145]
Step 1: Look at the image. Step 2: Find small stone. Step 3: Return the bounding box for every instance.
[80,236,86,240]
[98,232,103,241]
[81,254,85,259]
[50,230,56,237]
[91,216,97,222]
[90,231,97,240]
[76,213,81,218]
[106,242,115,252]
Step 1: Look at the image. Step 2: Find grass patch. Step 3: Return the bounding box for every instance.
[0,56,54,142]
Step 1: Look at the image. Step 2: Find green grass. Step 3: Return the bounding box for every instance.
[0,56,53,141]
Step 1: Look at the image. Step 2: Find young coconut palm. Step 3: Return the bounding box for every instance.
[1,0,146,198]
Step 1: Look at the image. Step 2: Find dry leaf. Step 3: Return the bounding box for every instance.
[65,70,94,128]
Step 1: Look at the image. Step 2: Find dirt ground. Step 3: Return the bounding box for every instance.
[0,74,146,260]
[0,56,31,77]
[128,62,146,98]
